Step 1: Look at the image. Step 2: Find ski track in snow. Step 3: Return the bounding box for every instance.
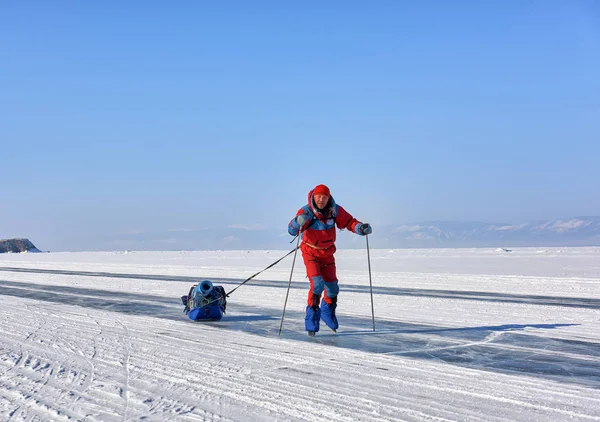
[0,247,600,421]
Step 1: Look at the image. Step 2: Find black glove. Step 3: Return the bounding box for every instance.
[359,223,372,235]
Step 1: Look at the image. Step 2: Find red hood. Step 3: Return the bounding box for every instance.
[308,189,336,219]
[307,189,314,205]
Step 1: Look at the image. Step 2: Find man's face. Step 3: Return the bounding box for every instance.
[314,194,330,209]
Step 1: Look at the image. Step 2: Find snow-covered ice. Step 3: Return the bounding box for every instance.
[1,247,599,421]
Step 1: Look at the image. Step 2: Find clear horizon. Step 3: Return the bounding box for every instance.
[2,1,599,251]
[3,216,600,252]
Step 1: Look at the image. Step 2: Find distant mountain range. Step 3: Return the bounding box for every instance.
[374,216,600,248]
[101,216,600,251]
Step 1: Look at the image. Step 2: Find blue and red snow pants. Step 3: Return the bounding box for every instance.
[301,243,339,306]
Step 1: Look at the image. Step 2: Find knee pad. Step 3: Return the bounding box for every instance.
[324,280,339,298]
[310,275,326,295]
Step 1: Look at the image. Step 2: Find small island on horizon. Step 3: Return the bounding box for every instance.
[0,238,41,253]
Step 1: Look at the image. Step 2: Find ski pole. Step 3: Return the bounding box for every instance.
[278,234,301,336]
[366,234,375,331]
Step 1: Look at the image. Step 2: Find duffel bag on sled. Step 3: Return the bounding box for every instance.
[181,280,227,321]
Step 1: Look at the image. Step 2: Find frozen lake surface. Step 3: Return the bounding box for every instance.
[1,247,599,421]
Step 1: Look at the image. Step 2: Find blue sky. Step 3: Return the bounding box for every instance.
[2,1,599,250]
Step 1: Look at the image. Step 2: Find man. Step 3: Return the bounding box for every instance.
[288,184,372,336]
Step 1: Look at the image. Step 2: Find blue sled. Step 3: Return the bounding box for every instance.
[181,281,227,321]
[187,305,224,321]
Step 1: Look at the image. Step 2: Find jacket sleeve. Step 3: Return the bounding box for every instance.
[288,206,313,236]
[335,205,362,234]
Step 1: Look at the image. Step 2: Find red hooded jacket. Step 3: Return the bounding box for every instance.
[288,189,362,257]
